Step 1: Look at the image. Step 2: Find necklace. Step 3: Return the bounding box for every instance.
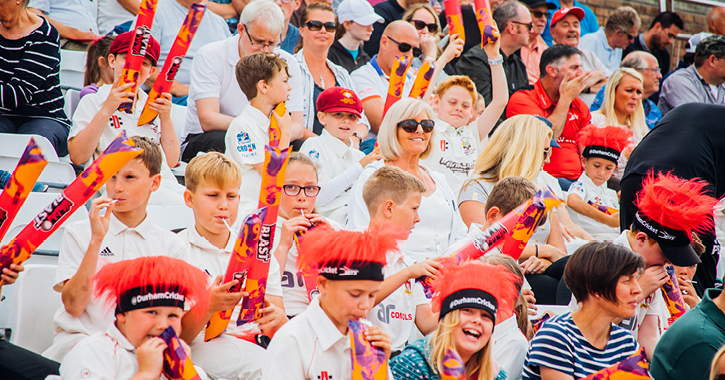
[308,63,326,88]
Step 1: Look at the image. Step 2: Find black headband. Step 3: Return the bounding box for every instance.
[116,285,186,314]
[633,212,691,247]
[319,260,385,281]
[582,145,620,164]
[440,288,498,324]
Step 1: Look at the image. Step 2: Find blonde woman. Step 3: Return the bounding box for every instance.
[710,345,725,380]
[590,68,648,179]
[402,4,442,64]
[390,261,518,380]
[347,98,467,262]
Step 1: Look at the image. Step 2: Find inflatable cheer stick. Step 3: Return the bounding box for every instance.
[382,56,411,118]
[269,102,286,148]
[0,132,142,285]
[588,200,619,215]
[473,0,498,46]
[118,0,159,113]
[444,0,465,43]
[582,347,651,379]
[139,2,207,125]
[349,319,387,380]
[205,207,267,341]
[408,61,435,100]
[661,265,688,326]
[0,138,47,242]
[160,326,204,380]
[441,346,465,380]
[500,189,562,260]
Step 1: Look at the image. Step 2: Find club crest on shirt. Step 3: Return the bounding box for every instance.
[318,371,332,380]
[404,280,412,295]
[309,150,320,161]
[109,115,123,129]
[440,139,449,152]
[461,137,474,155]
[236,132,256,155]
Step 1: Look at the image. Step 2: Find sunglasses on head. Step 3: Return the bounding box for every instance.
[387,37,423,57]
[397,119,435,133]
[304,20,337,32]
[411,19,437,33]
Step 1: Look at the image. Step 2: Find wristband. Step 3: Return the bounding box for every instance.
[488,56,503,66]
[423,56,436,63]
[352,132,362,144]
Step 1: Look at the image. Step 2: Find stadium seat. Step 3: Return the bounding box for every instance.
[63,89,82,120]
[0,158,76,190]
[145,205,195,231]
[170,104,187,142]
[59,50,87,91]
[0,133,60,162]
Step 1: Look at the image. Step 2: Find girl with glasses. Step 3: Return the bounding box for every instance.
[347,98,467,262]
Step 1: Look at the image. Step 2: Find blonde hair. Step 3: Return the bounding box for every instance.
[429,310,494,380]
[482,254,529,336]
[363,166,426,217]
[710,344,725,380]
[185,152,242,193]
[599,68,649,140]
[462,115,551,191]
[378,98,437,161]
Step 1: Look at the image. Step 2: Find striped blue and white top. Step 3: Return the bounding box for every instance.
[0,17,70,129]
[522,312,639,379]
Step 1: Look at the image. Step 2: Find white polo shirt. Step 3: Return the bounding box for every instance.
[567,172,620,240]
[45,214,188,361]
[420,118,486,194]
[261,298,353,379]
[300,129,364,224]
[491,315,528,380]
[367,252,429,352]
[350,57,415,112]
[60,323,208,380]
[183,34,303,142]
[224,104,271,215]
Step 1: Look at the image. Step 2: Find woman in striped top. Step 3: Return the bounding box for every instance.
[0,0,70,156]
[523,242,645,380]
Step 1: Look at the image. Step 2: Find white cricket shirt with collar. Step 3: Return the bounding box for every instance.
[420,118,485,194]
[183,34,304,142]
[224,104,274,216]
[567,172,620,240]
[300,129,365,224]
[491,314,528,380]
[367,251,429,352]
[45,214,188,361]
[60,323,209,380]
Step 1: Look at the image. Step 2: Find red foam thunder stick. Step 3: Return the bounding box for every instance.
[349,319,387,380]
[139,2,207,125]
[444,0,465,42]
[0,138,47,242]
[118,0,159,113]
[473,0,498,46]
[160,326,203,380]
[661,265,688,326]
[408,61,435,99]
[382,55,411,117]
[500,189,562,261]
[417,189,562,298]
[205,207,267,341]
[582,347,651,380]
[588,200,618,215]
[0,132,142,285]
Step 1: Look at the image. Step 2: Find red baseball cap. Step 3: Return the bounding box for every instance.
[316,87,363,117]
[550,7,585,28]
[109,30,161,67]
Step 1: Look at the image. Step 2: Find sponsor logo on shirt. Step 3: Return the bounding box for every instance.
[99,247,114,257]
[236,132,257,155]
[110,115,123,129]
[318,371,332,380]
[461,137,474,155]
[404,280,412,295]
[440,139,449,152]
[309,150,320,160]
[567,113,579,122]
[438,158,474,174]
[34,194,74,232]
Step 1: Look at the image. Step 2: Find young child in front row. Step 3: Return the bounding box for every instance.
[225,52,293,215]
[300,86,380,224]
[177,152,288,380]
[362,166,441,355]
[567,125,632,240]
[44,137,189,362]
[262,225,397,379]
[80,35,115,99]
[60,256,210,380]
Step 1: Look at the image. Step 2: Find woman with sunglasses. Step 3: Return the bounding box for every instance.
[270,153,339,317]
[402,4,442,70]
[347,98,467,262]
[294,2,370,144]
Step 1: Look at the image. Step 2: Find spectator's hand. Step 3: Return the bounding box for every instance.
[558,72,591,104]
[149,92,173,120]
[1,264,24,285]
[406,258,443,280]
[432,1,442,15]
[538,244,566,263]
[637,265,669,300]
[420,34,438,61]
[136,337,166,379]
[278,214,316,250]
[209,275,247,313]
[273,110,293,137]
[365,325,392,360]
[101,76,135,115]
[605,212,620,228]
[439,35,465,64]
[520,256,546,274]
[482,24,501,58]
[559,224,574,242]
[89,197,115,243]
[256,297,288,335]
[677,275,699,309]
[359,146,381,167]
[522,288,538,315]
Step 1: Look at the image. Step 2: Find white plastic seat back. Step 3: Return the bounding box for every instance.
[59,50,87,91]
[0,157,76,189]
[170,104,187,142]
[0,133,60,161]
[63,89,82,120]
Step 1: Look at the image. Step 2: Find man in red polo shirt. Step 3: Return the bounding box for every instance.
[507,44,592,190]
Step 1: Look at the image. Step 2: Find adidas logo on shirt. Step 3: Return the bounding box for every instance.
[99,247,114,257]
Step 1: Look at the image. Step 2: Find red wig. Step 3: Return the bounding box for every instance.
[577,125,633,154]
[93,256,210,320]
[636,172,718,236]
[431,261,520,323]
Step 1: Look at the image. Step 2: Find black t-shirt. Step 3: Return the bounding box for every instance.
[623,102,725,199]
[365,0,406,57]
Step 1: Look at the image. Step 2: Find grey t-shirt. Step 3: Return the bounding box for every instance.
[458,179,494,207]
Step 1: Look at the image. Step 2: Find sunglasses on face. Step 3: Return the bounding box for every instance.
[530,10,550,19]
[387,37,423,57]
[283,184,321,197]
[397,119,435,133]
[510,21,533,31]
[304,20,337,32]
[543,147,551,159]
[411,19,437,33]
[620,29,636,40]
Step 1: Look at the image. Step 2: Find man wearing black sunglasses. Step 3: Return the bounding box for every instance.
[351,21,420,134]
[520,0,555,85]
[579,6,641,74]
